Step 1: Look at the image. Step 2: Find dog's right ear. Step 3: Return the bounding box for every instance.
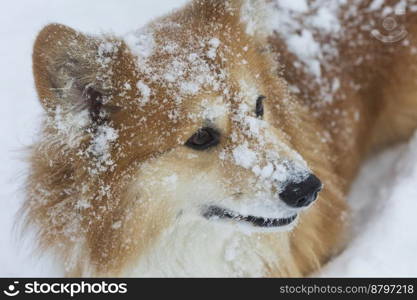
[33,24,118,121]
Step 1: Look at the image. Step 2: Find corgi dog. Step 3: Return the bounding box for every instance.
[23,0,417,277]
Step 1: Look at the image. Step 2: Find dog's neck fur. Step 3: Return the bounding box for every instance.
[125,218,289,277]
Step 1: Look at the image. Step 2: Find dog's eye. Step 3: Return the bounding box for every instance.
[185,127,220,150]
[256,95,265,118]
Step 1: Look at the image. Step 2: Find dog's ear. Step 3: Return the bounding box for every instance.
[33,24,120,122]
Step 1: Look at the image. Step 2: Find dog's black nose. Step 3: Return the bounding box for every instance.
[279,174,322,208]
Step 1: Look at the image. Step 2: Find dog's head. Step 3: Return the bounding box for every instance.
[29,1,331,275]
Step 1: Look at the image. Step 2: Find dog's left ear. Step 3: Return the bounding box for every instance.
[33,23,120,122]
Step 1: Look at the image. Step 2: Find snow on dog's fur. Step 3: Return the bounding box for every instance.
[22,0,417,276]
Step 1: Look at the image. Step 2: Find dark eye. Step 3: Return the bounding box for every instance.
[185,127,220,150]
[256,95,265,118]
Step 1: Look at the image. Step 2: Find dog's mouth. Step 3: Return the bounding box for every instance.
[202,206,298,228]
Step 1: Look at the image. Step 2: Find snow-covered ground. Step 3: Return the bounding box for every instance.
[0,0,416,277]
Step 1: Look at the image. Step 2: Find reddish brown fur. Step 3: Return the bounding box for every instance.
[24,0,417,276]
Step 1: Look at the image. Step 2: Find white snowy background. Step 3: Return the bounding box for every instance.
[0,0,416,277]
